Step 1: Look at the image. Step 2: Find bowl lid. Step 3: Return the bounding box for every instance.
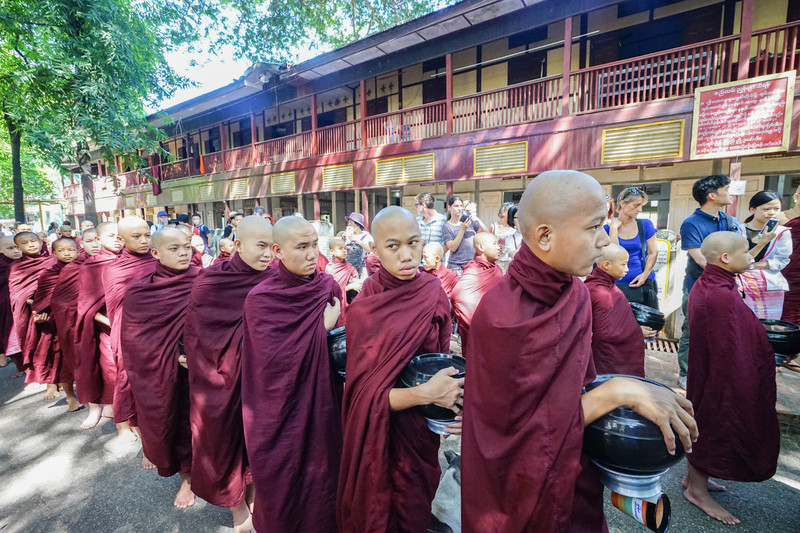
[401,353,465,386]
[328,326,346,337]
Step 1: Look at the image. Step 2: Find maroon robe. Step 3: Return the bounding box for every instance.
[9,253,56,383]
[30,260,68,382]
[326,256,359,327]
[242,263,342,533]
[585,268,646,377]
[687,263,779,481]
[74,249,118,404]
[461,243,606,533]
[365,253,381,276]
[338,267,451,533]
[0,255,16,354]
[317,251,329,272]
[781,216,800,324]
[451,256,503,357]
[422,263,459,298]
[185,252,271,507]
[212,250,231,265]
[102,248,158,424]
[122,263,198,477]
[191,247,204,267]
[50,251,88,385]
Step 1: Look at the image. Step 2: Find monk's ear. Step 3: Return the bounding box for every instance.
[719,251,731,265]
[534,224,553,251]
[271,242,283,260]
[150,248,160,260]
[234,239,243,251]
[369,241,378,255]
[599,259,611,271]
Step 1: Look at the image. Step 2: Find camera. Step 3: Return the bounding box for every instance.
[459,211,471,223]
[506,205,519,228]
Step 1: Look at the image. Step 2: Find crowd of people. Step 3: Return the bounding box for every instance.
[0,169,789,532]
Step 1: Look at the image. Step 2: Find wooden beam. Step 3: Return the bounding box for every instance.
[446,53,453,135]
[737,0,754,80]
[562,16,573,117]
[314,192,321,220]
[360,80,368,149]
[311,94,318,156]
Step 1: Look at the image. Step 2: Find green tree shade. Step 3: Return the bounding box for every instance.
[0,135,57,219]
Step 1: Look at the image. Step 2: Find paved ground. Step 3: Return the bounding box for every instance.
[0,349,798,533]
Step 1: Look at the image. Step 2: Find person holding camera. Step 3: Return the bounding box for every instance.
[442,196,488,274]
[491,202,522,273]
[605,187,659,309]
[737,190,791,319]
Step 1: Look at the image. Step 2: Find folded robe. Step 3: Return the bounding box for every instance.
[365,253,381,276]
[185,252,271,507]
[212,250,231,265]
[687,263,779,481]
[422,264,459,298]
[338,267,451,533]
[51,250,88,385]
[451,256,503,357]
[461,243,606,533]
[781,216,800,324]
[9,253,56,383]
[74,249,118,404]
[584,268,645,377]
[122,263,198,477]
[242,263,342,533]
[326,256,359,327]
[31,259,68,383]
[191,247,204,267]
[102,248,158,424]
[0,254,16,354]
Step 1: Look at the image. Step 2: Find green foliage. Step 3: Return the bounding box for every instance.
[0,135,56,218]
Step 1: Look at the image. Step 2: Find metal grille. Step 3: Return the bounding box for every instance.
[171,188,184,204]
[198,184,215,202]
[229,178,249,198]
[474,141,528,176]
[602,120,684,164]
[375,153,434,185]
[322,164,354,189]
[271,172,296,194]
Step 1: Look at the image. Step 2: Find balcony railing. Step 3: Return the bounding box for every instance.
[118,170,151,188]
[159,159,190,181]
[750,22,800,77]
[254,132,313,165]
[365,102,447,147]
[317,120,361,155]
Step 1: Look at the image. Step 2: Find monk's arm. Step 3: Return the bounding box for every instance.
[389,367,463,413]
[686,248,706,269]
[94,312,111,327]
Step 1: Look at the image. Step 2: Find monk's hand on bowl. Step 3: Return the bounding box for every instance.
[323,299,342,331]
[444,415,463,438]
[425,367,464,413]
[641,326,657,339]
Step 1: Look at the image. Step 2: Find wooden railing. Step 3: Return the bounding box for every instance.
[365,102,447,147]
[159,159,190,181]
[63,183,81,200]
[750,22,800,78]
[224,145,254,170]
[117,170,151,188]
[254,132,313,165]
[452,76,562,134]
[317,120,360,155]
[202,153,224,174]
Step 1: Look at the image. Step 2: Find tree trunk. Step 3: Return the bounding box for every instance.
[76,144,98,225]
[4,114,26,224]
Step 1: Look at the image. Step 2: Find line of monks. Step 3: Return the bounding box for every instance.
[1,169,779,532]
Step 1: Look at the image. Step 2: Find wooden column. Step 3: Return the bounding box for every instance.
[296,193,304,217]
[561,16,573,117]
[331,191,339,232]
[250,113,258,165]
[313,193,321,220]
[219,123,227,152]
[446,181,454,200]
[360,80,368,149]
[446,53,454,135]
[727,159,741,216]
[311,94,318,156]
[737,0,754,80]
[361,189,369,229]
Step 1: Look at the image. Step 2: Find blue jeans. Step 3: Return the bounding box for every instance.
[676,289,690,377]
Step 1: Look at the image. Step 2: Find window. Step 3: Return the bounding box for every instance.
[507,50,548,85]
[422,76,446,104]
[230,117,252,148]
[202,128,221,154]
[508,26,547,49]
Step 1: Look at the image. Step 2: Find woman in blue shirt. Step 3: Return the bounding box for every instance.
[605,187,659,309]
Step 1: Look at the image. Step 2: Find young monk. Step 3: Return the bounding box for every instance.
[450,232,503,357]
[241,216,342,533]
[325,238,361,326]
[9,232,56,391]
[420,242,458,298]
[177,224,204,267]
[122,227,198,508]
[191,234,214,268]
[461,171,698,532]
[213,238,234,265]
[74,222,123,429]
[38,232,50,256]
[185,216,274,532]
[584,243,654,377]
[683,231,779,525]
[0,236,22,373]
[338,206,463,533]
[102,217,157,447]
[30,238,81,411]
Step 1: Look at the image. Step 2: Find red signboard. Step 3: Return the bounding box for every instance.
[690,72,795,159]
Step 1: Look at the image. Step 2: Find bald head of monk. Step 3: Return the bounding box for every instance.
[369,206,421,281]
[518,170,610,276]
[117,217,151,255]
[0,235,21,260]
[235,215,274,271]
[474,232,501,263]
[177,223,193,239]
[421,242,445,272]
[96,222,123,253]
[700,231,753,274]
[14,231,42,257]
[52,238,79,263]
[328,238,347,261]
[594,242,630,281]
[150,228,192,271]
[272,216,319,277]
[218,237,234,255]
[80,228,102,256]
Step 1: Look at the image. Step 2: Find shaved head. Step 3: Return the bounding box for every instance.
[518,171,606,238]
[151,227,188,251]
[177,224,193,238]
[218,238,234,253]
[236,215,273,243]
[117,216,151,254]
[272,216,318,277]
[597,242,628,263]
[474,232,497,252]
[273,216,314,246]
[423,242,444,257]
[13,231,37,244]
[96,221,117,237]
[82,228,98,239]
[371,206,417,244]
[0,235,14,247]
[701,231,748,264]
[117,216,149,238]
[595,242,630,280]
[236,216,274,271]
[370,206,422,280]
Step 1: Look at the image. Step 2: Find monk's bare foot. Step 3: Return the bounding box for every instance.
[81,404,103,429]
[174,473,195,509]
[104,422,141,455]
[233,515,254,533]
[683,476,726,492]
[66,396,83,412]
[0,354,9,367]
[101,404,114,418]
[684,487,740,525]
[142,455,156,470]
[231,500,253,533]
[43,384,60,400]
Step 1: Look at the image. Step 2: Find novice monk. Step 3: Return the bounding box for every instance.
[683,231,779,525]
[31,238,81,411]
[585,243,654,377]
[74,222,123,429]
[0,236,22,373]
[420,242,458,298]
[450,232,503,357]
[191,234,214,268]
[122,228,198,508]
[461,171,698,532]
[241,216,342,533]
[178,224,204,267]
[325,238,361,326]
[185,216,274,532]
[213,238,234,265]
[9,232,56,390]
[102,217,157,446]
[338,206,463,533]
[38,232,50,256]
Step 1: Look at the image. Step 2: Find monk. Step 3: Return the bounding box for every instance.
[38,232,50,256]
[191,234,214,268]
[780,186,800,332]
[461,170,698,532]
[325,238,361,326]
[74,222,123,429]
[213,238,234,264]
[584,243,654,376]
[122,228,198,508]
[102,217,157,448]
[185,216,274,532]
[684,231,779,525]
[420,242,458,298]
[9,232,56,391]
[338,206,462,533]
[31,238,81,411]
[177,224,204,267]
[241,216,342,533]
[450,232,503,357]
[0,236,22,374]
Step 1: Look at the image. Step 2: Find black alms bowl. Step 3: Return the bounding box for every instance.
[400,353,466,421]
[327,326,347,377]
[583,374,684,476]
[629,303,666,332]
[760,319,800,363]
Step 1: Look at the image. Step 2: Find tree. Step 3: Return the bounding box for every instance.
[0,134,56,219]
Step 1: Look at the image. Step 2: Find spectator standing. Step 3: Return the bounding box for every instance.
[343,212,372,274]
[414,192,446,246]
[152,210,169,232]
[442,196,488,274]
[491,202,522,273]
[192,213,212,253]
[605,187,659,309]
[222,212,244,240]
